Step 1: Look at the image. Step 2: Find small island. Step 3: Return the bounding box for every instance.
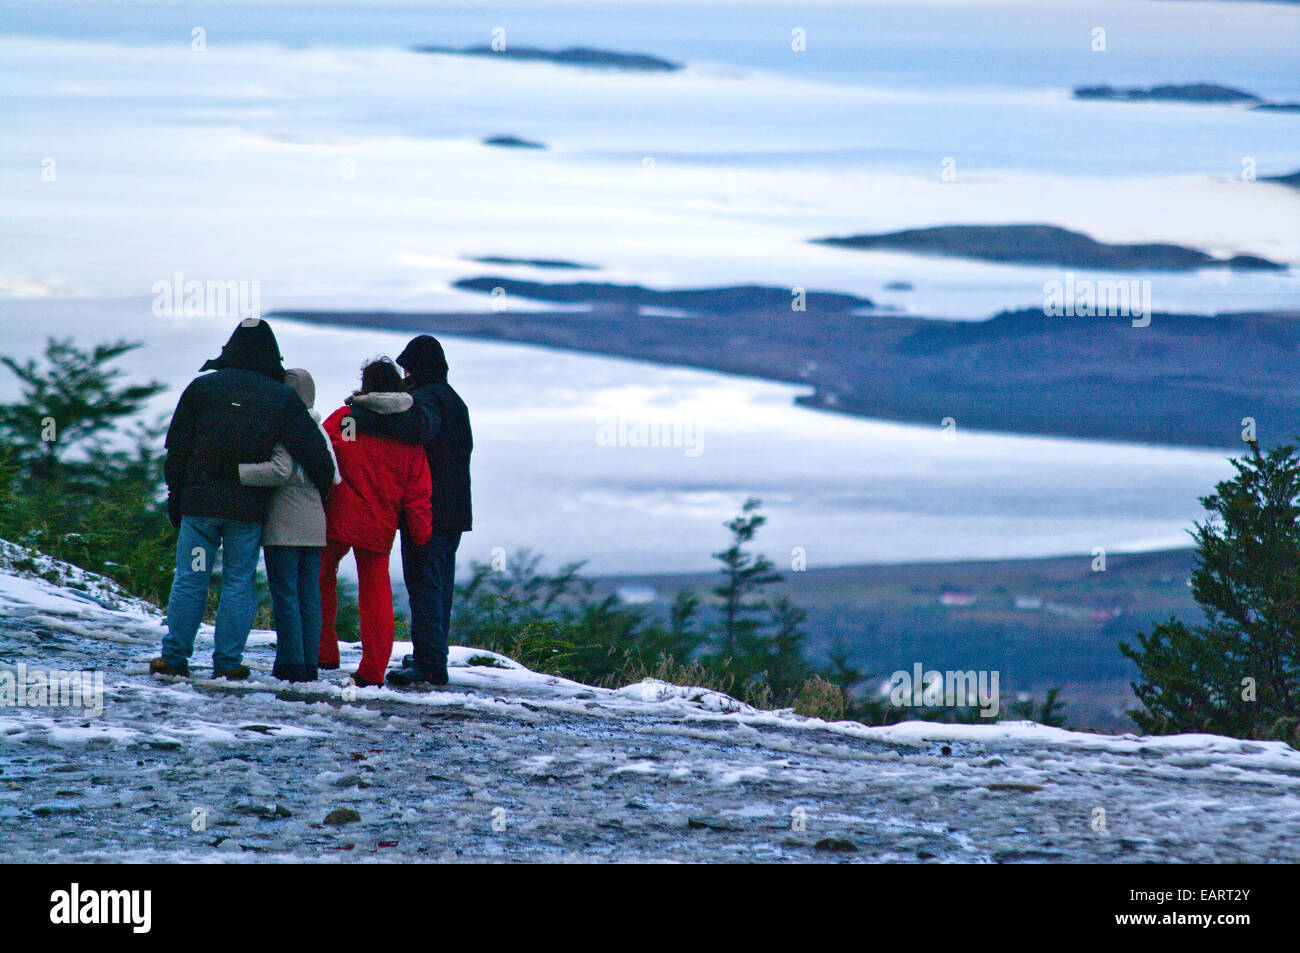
[482,135,546,150]
[811,224,1284,272]
[1073,83,1299,112]
[465,256,598,270]
[1074,83,1261,104]
[413,44,682,72]
[450,277,874,314]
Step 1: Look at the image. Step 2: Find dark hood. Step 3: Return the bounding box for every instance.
[200,318,285,381]
[395,334,448,385]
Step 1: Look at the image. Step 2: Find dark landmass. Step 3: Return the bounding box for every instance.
[466,256,597,270]
[1074,83,1261,104]
[413,44,681,72]
[811,224,1285,271]
[1074,83,1300,112]
[1263,168,1300,187]
[883,281,914,291]
[591,548,1204,733]
[482,135,545,149]
[272,289,1300,449]
[451,277,875,314]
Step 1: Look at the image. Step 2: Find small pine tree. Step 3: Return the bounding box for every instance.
[1121,441,1300,742]
[710,497,783,659]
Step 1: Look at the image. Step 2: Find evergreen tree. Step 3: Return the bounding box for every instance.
[710,497,782,658]
[0,338,164,484]
[1120,441,1300,742]
[0,338,173,600]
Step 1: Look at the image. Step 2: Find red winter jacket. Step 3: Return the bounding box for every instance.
[323,403,433,554]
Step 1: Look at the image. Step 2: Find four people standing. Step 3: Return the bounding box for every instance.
[151,320,473,689]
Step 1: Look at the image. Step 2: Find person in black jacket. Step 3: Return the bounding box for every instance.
[150,319,336,680]
[344,335,472,686]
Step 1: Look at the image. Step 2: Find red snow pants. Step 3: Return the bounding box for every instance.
[319,540,395,685]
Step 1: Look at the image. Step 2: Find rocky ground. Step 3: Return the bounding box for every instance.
[2,556,1298,864]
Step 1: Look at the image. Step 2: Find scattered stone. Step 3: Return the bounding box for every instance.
[814,837,858,852]
[323,807,361,826]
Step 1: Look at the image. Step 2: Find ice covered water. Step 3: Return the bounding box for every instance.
[0,299,1236,574]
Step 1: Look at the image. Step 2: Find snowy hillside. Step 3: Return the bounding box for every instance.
[2,548,1298,863]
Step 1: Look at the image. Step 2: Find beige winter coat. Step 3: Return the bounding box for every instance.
[239,368,340,548]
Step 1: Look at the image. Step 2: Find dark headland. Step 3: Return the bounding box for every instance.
[273,279,1300,450]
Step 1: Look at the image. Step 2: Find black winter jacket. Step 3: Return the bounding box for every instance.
[165,368,336,525]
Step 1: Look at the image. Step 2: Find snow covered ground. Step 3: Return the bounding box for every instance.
[2,549,1298,863]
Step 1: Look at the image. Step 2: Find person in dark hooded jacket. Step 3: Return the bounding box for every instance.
[149,318,336,680]
[344,334,471,686]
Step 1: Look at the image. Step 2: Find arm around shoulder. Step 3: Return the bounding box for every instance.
[238,444,293,486]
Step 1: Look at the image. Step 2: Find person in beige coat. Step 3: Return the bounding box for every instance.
[239,368,340,681]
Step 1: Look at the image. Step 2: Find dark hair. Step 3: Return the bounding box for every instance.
[357,357,404,395]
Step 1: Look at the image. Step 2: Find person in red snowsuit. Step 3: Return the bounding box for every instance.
[318,358,433,686]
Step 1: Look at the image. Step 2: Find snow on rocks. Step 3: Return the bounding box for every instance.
[1,546,1299,862]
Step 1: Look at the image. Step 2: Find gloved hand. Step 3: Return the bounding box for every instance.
[167,491,182,529]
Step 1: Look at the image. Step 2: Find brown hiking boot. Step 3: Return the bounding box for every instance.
[149,657,189,677]
[213,665,251,681]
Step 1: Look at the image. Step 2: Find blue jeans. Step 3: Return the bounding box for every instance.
[263,545,323,679]
[401,530,461,674]
[162,516,263,672]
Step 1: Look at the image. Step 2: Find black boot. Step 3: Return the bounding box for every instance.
[387,664,448,687]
